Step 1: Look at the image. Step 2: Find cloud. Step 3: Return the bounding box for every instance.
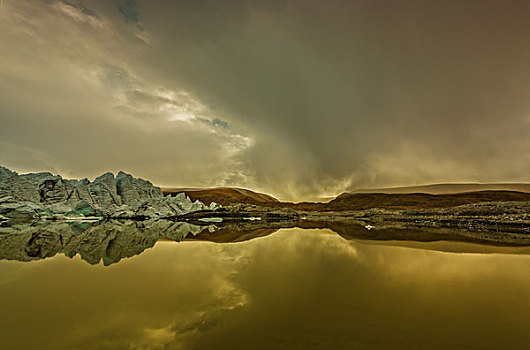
[117,0,139,23]
[1,0,530,200]
[52,1,103,27]
[136,0,530,198]
[0,0,253,187]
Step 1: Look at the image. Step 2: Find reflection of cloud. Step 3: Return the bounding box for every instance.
[0,241,251,350]
[141,325,176,348]
[179,230,530,349]
[1,230,529,349]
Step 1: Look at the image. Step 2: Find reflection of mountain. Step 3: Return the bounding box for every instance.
[2,216,528,266]
[0,220,214,266]
[295,221,530,246]
[185,227,279,243]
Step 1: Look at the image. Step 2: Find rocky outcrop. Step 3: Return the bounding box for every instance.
[116,171,162,207]
[0,167,41,202]
[0,166,218,221]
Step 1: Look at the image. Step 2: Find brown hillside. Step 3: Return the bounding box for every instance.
[352,183,530,194]
[163,187,530,211]
[276,190,530,211]
[162,187,279,206]
[322,190,530,210]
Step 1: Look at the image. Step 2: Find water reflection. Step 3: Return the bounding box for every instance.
[0,228,529,349]
[1,220,529,267]
[0,220,216,266]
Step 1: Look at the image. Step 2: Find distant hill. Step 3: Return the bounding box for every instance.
[324,190,530,210]
[162,185,530,212]
[162,187,279,206]
[351,183,530,194]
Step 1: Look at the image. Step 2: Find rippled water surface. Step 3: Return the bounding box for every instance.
[1,228,529,349]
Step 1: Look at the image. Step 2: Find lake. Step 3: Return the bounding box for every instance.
[0,228,529,349]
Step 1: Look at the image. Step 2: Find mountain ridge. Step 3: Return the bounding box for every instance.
[164,185,530,211]
[350,183,530,194]
[162,187,279,206]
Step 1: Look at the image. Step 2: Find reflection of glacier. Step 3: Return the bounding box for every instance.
[0,220,216,266]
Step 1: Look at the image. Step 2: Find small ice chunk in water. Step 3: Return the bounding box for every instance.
[198,217,223,223]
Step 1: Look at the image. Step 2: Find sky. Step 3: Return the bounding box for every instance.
[1,0,530,200]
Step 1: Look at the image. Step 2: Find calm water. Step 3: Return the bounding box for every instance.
[0,228,529,350]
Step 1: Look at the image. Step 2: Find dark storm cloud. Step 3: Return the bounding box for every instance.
[117,0,138,23]
[1,0,529,199]
[136,0,530,198]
